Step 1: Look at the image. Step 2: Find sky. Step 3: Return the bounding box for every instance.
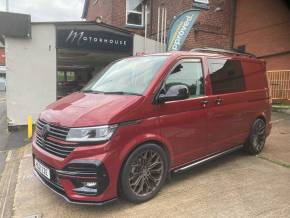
[0,0,84,22]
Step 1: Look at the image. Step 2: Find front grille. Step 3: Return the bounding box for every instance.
[35,119,75,158]
[37,119,69,140]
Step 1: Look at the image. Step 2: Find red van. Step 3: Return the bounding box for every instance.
[33,48,272,205]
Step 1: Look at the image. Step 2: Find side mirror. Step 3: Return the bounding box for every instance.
[158,84,190,103]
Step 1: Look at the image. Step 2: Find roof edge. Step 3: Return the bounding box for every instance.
[31,21,133,35]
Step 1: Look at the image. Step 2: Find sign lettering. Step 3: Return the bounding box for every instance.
[57,29,133,54]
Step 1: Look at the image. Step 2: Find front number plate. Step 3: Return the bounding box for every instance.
[35,159,51,180]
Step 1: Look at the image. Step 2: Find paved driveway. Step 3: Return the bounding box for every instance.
[2,112,290,218]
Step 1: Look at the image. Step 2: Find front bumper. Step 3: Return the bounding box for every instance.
[32,135,122,204]
[32,153,118,205]
[33,169,117,205]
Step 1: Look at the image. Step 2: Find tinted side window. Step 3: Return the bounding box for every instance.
[208,59,245,94]
[165,60,204,97]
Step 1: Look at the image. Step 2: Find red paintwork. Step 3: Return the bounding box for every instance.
[32,51,272,203]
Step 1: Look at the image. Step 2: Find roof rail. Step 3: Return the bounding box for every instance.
[190,47,256,58]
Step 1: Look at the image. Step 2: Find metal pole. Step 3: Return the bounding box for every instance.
[144,3,147,53]
[6,0,9,11]
[161,8,164,52]
[157,7,160,51]
[164,8,167,51]
[157,8,160,45]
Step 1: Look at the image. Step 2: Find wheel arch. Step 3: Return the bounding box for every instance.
[256,114,266,123]
[117,139,171,196]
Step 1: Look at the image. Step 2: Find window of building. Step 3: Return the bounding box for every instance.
[93,0,99,5]
[208,59,245,94]
[164,60,204,97]
[57,71,65,82]
[66,71,76,82]
[126,0,144,27]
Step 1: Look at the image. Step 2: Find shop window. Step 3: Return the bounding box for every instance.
[208,59,245,94]
[66,71,75,82]
[57,71,65,82]
[126,0,144,27]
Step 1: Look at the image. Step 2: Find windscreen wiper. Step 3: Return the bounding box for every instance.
[82,90,104,94]
[103,91,142,96]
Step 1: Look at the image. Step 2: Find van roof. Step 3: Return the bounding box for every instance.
[144,48,259,60]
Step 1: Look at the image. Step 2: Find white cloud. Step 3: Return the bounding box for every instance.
[0,0,84,21]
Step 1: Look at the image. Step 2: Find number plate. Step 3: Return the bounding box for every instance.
[35,159,51,180]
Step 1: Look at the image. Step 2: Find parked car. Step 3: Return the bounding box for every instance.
[32,48,272,205]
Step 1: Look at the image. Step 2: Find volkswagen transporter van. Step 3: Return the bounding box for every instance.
[33,48,272,204]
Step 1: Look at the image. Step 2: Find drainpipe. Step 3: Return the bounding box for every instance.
[150,0,153,36]
[231,0,237,49]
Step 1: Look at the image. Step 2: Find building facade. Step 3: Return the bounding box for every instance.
[4,21,162,126]
[82,0,235,51]
[234,0,290,71]
[82,0,290,71]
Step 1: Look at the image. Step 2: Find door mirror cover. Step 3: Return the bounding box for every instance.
[158,84,190,103]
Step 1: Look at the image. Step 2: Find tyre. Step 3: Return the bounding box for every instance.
[245,118,266,155]
[120,143,168,203]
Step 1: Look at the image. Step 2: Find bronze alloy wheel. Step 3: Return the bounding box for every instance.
[252,119,266,151]
[246,118,266,154]
[120,143,168,203]
[128,149,164,197]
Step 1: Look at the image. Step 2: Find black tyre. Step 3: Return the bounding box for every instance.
[120,143,168,203]
[245,118,266,155]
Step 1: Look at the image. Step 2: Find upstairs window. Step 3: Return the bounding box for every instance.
[126,0,144,27]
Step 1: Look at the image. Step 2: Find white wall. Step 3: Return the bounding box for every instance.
[133,34,166,55]
[6,24,56,126]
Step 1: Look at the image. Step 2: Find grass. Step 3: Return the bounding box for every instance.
[257,155,290,168]
[272,104,290,109]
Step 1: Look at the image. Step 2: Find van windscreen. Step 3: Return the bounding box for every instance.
[83,56,168,96]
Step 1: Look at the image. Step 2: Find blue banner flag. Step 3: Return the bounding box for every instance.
[167,9,200,51]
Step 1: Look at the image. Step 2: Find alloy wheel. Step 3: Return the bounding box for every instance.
[252,119,266,151]
[128,149,164,197]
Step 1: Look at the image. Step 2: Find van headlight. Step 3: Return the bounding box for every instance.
[66,124,118,142]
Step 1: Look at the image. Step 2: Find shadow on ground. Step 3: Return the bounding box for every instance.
[0,92,30,152]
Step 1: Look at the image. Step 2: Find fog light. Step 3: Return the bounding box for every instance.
[82,181,97,188]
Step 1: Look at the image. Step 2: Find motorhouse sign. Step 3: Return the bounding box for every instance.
[57,29,133,53]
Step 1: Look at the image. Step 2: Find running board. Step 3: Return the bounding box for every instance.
[173,145,244,174]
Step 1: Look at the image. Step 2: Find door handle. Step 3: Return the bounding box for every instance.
[201,100,209,108]
[215,97,222,105]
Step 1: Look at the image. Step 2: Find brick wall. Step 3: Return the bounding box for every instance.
[150,0,234,50]
[264,53,290,71]
[234,0,290,70]
[86,0,113,24]
[84,0,234,50]
[0,48,5,65]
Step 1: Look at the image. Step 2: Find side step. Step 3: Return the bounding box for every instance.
[173,145,244,174]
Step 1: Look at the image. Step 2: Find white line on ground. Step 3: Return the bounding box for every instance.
[0,164,14,218]
[272,119,285,124]
[5,151,12,162]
